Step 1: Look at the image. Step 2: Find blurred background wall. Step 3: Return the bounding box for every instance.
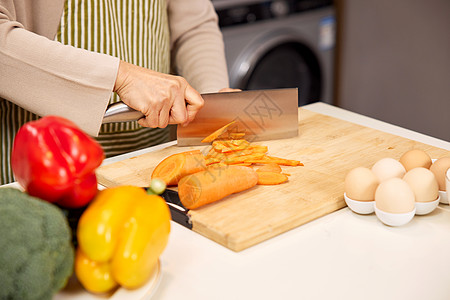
[335,0,450,141]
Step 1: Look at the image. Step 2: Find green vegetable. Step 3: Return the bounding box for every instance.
[148,178,167,195]
[0,188,75,300]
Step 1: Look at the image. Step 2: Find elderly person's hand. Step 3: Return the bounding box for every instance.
[114,60,204,128]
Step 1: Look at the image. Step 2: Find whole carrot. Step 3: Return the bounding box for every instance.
[178,165,258,209]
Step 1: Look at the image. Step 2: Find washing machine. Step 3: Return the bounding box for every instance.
[212,0,336,106]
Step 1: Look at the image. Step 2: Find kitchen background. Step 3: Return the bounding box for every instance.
[211,0,450,141]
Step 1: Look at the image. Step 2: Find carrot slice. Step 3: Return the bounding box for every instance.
[151,150,206,186]
[205,157,222,166]
[201,121,236,143]
[228,132,246,139]
[178,165,258,209]
[266,156,304,166]
[256,171,288,185]
[247,145,268,153]
[247,156,303,166]
[231,163,252,166]
[224,153,266,164]
[255,163,282,173]
[212,140,250,153]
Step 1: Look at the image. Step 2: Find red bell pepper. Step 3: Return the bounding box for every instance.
[11,116,104,208]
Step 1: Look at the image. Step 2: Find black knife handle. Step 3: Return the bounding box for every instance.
[148,188,192,230]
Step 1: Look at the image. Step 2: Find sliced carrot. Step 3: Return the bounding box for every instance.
[205,157,222,166]
[266,156,303,166]
[228,132,246,139]
[225,148,254,156]
[205,151,226,161]
[201,121,236,143]
[247,145,268,153]
[178,165,258,209]
[231,163,252,166]
[206,147,219,156]
[230,139,249,146]
[255,163,282,173]
[224,153,266,164]
[256,171,289,185]
[151,150,206,186]
[247,156,303,166]
[212,140,250,153]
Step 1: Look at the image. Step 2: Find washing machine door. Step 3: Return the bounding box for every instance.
[229,30,322,107]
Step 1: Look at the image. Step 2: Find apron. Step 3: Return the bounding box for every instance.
[0,0,171,185]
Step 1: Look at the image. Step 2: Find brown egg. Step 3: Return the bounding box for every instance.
[399,149,432,171]
[345,167,379,201]
[403,167,439,202]
[371,158,406,182]
[375,178,415,213]
[430,157,450,191]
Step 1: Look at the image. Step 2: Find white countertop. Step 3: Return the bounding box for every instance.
[6,103,447,300]
[100,102,450,300]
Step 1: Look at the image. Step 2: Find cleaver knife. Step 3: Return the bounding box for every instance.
[177,88,299,146]
[103,88,299,145]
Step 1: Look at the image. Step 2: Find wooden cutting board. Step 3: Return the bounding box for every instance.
[96,108,449,252]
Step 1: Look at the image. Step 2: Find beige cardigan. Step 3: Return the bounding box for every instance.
[0,0,229,136]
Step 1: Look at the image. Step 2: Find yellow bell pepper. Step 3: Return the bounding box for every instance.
[75,186,171,293]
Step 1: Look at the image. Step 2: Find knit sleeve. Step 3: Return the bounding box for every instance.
[167,0,229,94]
[0,0,119,136]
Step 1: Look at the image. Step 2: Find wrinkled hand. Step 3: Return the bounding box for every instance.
[113,61,204,128]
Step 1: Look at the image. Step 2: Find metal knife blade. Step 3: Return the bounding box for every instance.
[177,88,299,146]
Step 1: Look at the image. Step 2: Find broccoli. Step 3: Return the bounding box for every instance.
[0,188,74,300]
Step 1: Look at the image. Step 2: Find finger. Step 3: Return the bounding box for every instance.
[168,96,188,125]
[139,101,162,128]
[158,101,170,128]
[184,85,204,124]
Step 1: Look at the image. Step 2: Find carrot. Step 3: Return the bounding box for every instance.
[255,163,282,173]
[247,145,268,153]
[201,121,236,143]
[212,139,250,152]
[266,156,303,166]
[151,150,206,186]
[232,163,252,167]
[246,156,303,166]
[178,165,258,209]
[256,171,288,185]
[228,132,246,139]
[205,157,222,166]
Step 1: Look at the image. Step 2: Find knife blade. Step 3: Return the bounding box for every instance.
[102,88,299,146]
[177,88,299,146]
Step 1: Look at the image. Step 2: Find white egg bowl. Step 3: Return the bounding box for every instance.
[430,159,448,204]
[415,196,440,215]
[344,193,374,214]
[438,190,448,204]
[374,205,415,227]
[446,169,450,204]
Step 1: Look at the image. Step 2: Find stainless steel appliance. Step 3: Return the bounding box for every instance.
[212,0,336,106]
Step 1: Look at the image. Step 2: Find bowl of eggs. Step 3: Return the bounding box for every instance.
[429,157,450,204]
[344,149,449,227]
[446,169,450,199]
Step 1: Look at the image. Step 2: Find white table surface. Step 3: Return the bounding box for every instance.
[6,103,447,300]
[98,102,450,300]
